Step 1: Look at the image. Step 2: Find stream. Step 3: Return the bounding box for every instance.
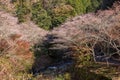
[32,34,74,77]
[33,59,74,77]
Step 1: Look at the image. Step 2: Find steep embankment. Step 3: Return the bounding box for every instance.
[0,10,48,79]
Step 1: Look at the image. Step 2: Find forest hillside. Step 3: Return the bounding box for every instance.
[0,0,120,80]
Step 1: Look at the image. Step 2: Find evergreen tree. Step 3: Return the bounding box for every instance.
[15,0,101,29]
[31,2,52,30]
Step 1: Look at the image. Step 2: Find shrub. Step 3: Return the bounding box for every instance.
[31,2,52,30]
[16,4,30,23]
[67,0,101,14]
[71,67,112,80]
[51,4,76,27]
[86,0,102,12]
[0,39,10,55]
[67,0,90,14]
[11,0,17,3]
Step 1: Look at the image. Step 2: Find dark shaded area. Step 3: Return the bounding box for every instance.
[95,56,120,66]
[31,34,73,75]
[100,0,116,9]
[70,67,112,80]
[39,34,72,61]
[94,41,120,66]
[96,0,119,11]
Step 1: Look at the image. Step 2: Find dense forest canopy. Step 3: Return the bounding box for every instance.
[12,0,102,29]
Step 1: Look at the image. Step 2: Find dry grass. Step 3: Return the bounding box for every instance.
[0,7,47,80]
[0,37,34,79]
[0,56,33,80]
